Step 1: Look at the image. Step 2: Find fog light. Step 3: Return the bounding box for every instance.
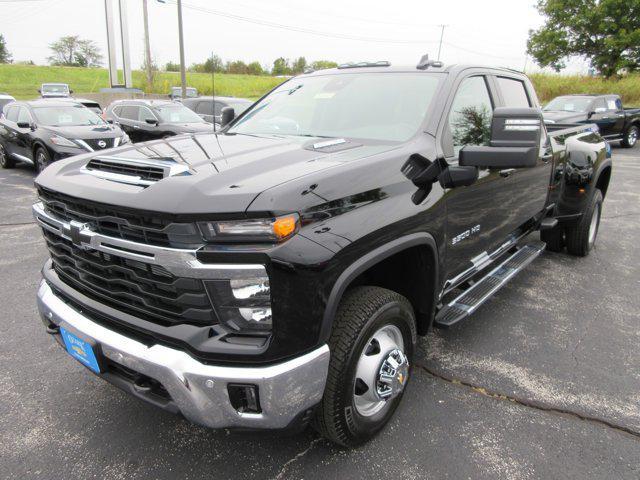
[228,384,261,414]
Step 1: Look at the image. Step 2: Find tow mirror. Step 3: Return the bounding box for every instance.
[220,107,235,127]
[459,107,542,169]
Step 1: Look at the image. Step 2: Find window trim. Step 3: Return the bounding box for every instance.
[495,75,532,108]
[138,105,158,123]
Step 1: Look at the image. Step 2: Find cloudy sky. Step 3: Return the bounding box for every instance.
[0,0,589,73]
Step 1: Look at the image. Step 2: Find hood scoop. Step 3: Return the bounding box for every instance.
[80,155,191,187]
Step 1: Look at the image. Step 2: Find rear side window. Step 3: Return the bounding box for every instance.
[593,98,607,112]
[606,98,622,111]
[119,105,139,120]
[497,77,531,108]
[196,101,214,115]
[5,105,18,121]
[17,107,32,124]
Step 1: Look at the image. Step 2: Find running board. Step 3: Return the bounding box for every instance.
[434,242,546,328]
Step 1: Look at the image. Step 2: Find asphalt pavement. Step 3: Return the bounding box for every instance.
[1,146,639,480]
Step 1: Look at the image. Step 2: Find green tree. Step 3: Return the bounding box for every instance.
[0,34,12,63]
[311,60,338,70]
[272,57,290,76]
[226,60,248,74]
[48,35,102,67]
[291,56,307,74]
[527,0,640,77]
[165,61,180,72]
[246,61,263,75]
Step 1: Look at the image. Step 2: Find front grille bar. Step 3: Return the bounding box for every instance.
[33,202,265,280]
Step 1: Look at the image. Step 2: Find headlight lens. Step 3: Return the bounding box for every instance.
[49,135,79,148]
[205,275,272,333]
[198,214,299,243]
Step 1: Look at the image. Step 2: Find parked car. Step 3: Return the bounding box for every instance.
[32,62,610,447]
[104,99,212,142]
[182,96,252,125]
[543,94,640,147]
[39,83,72,98]
[0,92,15,116]
[168,86,198,100]
[0,99,128,172]
[70,98,103,115]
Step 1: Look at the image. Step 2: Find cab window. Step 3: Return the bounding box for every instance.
[138,106,156,122]
[17,107,32,124]
[5,105,18,122]
[196,101,214,116]
[593,98,607,113]
[119,105,140,121]
[497,77,531,107]
[448,76,493,155]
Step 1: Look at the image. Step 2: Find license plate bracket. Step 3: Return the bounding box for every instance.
[59,324,104,374]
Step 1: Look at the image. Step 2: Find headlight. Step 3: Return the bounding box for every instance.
[49,135,80,148]
[198,214,299,243]
[205,275,272,333]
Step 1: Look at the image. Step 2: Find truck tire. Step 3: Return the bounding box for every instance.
[621,125,638,148]
[0,143,15,169]
[540,225,564,252]
[565,189,603,257]
[313,286,416,447]
[35,147,51,173]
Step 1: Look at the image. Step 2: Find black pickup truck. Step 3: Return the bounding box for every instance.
[543,94,640,148]
[33,61,610,447]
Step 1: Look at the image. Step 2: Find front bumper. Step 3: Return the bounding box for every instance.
[37,280,330,430]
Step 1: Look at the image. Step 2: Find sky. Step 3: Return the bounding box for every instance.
[0,0,590,74]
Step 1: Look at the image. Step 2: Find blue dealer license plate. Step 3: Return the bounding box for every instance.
[60,326,102,374]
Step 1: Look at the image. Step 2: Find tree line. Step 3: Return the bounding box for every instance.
[166,55,338,76]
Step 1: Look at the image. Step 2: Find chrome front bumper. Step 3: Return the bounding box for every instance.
[37,281,330,430]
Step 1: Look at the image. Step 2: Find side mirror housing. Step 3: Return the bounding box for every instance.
[221,107,235,127]
[459,107,542,169]
[37,89,41,94]
[16,121,31,129]
[69,89,74,94]
[145,118,158,125]
[439,166,479,188]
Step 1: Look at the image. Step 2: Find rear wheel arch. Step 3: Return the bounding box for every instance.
[320,233,439,342]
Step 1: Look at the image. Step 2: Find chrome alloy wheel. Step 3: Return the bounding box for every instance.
[353,324,409,417]
[588,201,600,247]
[628,127,638,147]
[36,150,48,172]
[0,144,6,167]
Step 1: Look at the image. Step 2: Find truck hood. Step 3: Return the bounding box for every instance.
[35,132,396,215]
[542,111,588,123]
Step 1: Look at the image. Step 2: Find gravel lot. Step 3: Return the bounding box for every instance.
[1,146,639,480]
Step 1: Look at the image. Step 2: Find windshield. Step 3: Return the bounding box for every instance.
[229,73,442,142]
[42,84,69,94]
[544,96,593,113]
[156,104,205,123]
[33,105,105,126]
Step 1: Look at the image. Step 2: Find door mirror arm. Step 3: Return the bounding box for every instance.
[401,154,448,204]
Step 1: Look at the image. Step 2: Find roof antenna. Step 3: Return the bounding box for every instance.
[211,51,216,133]
[417,54,443,70]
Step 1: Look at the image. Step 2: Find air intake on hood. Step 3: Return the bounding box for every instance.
[81,156,191,186]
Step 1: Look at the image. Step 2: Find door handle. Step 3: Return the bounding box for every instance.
[499,169,516,178]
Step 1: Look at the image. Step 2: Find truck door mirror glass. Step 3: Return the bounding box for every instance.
[458,107,542,169]
[221,107,235,127]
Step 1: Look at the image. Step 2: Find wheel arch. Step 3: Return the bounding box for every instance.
[320,232,439,343]
[595,164,612,198]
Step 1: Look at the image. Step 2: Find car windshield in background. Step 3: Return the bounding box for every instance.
[156,105,205,123]
[33,106,105,126]
[229,73,443,142]
[42,85,69,94]
[544,96,593,113]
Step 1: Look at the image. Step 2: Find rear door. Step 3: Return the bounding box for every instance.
[441,74,512,278]
[0,105,20,157]
[588,97,617,137]
[117,105,140,140]
[493,75,551,225]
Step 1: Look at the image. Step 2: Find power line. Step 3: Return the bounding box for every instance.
[161,0,440,45]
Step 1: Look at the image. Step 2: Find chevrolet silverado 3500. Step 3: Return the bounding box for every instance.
[33,61,610,447]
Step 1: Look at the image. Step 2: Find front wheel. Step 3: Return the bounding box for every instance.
[313,286,416,447]
[621,125,638,148]
[566,189,603,256]
[0,143,15,169]
[35,147,52,173]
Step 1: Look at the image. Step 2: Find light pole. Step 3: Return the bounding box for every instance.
[142,0,153,89]
[177,0,187,99]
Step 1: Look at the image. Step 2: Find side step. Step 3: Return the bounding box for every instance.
[434,242,546,328]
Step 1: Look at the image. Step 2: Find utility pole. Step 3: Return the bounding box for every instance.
[142,0,153,89]
[437,24,448,61]
[177,0,187,99]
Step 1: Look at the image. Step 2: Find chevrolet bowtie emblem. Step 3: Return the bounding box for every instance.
[65,220,90,248]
